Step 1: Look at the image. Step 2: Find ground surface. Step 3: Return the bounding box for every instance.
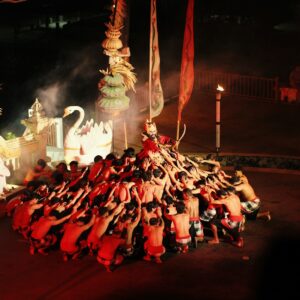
[0,171,299,300]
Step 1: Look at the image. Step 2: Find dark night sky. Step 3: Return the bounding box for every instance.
[0,0,300,133]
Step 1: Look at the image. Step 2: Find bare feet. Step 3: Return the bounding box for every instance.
[208,239,220,245]
[182,245,189,253]
[155,257,162,264]
[63,253,69,262]
[265,212,271,221]
[143,255,151,262]
[231,238,244,248]
[38,248,48,256]
[258,211,271,221]
[29,246,35,255]
[105,265,113,273]
[197,236,204,242]
[240,215,246,231]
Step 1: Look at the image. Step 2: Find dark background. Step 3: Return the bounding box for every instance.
[0,0,299,135]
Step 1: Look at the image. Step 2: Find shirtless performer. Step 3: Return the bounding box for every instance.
[183,189,204,248]
[97,230,126,272]
[201,154,221,170]
[29,189,87,255]
[121,147,136,165]
[165,202,191,253]
[152,163,173,200]
[60,212,96,261]
[113,180,135,203]
[123,188,142,256]
[231,175,271,221]
[12,197,44,239]
[88,155,104,183]
[234,166,249,183]
[208,188,244,248]
[143,207,165,263]
[29,206,74,255]
[177,171,197,192]
[139,170,160,204]
[96,153,117,182]
[23,159,52,185]
[87,202,125,253]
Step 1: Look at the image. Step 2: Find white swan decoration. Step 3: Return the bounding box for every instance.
[63,106,112,164]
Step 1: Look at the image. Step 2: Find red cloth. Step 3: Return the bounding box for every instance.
[158,135,175,146]
[138,139,160,160]
[88,162,104,182]
[178,0,194,121]
[144,241,165,256]
[97,235,123,261]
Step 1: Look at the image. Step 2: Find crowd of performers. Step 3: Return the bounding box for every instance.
[5,121,271,272]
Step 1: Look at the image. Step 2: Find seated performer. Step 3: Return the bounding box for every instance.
[29,207,74,255]
[23,159,52,185]
[55,162,70,181]
[183,189,204,248]
[138,120,176,161]
[122,188,142,256]
[29,190,86,255]
[12,197,44,238]
[69,160,82,181]
[208,188,244,248]
[88,155,104,183]
[87,202,124,253]
[231,172,271,221]
[97,230,126,272]
[143,207,165,263]
[60,212,96,261]
[165,202,191,253]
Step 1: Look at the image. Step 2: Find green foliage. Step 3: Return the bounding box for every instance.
[4,132,16,140]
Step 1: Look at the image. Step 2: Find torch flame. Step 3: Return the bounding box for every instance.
[217,84,224,92]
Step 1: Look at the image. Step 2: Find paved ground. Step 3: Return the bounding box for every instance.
[0,171,299,300]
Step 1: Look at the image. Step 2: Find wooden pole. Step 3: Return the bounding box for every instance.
[216,91,221,156]
[176,119,180,142]
[123,120,128,149]
[148,0,153,121]
[112,115,115,153]
[112,0,119,26]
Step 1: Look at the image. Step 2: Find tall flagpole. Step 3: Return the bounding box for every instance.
[148,0,153,121]
[177,0,194,145]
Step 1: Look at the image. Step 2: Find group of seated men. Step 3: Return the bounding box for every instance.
[6,123,271,272]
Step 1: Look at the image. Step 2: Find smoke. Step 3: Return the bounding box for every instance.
[33,45,102,118]
[35,82,67,117]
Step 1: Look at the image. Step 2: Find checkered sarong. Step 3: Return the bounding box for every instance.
[200,208,217,222]
[189,219,204,237]
[241,198,261,214]
[221,218,242,230]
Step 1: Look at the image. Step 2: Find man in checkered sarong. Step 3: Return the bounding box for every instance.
[231,167,271,222]
[208,187,244,248]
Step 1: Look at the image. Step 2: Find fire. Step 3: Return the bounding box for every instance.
[217,84,224,92]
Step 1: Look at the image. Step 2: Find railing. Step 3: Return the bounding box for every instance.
[47,123,57,147]
[134,70,280,109]
[46,118,63,148]
[197,70,279,101]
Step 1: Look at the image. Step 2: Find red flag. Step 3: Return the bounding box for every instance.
[149,0,164,119]
[178,0,194,121]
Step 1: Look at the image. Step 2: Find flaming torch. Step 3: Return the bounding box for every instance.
[216,84,224,156]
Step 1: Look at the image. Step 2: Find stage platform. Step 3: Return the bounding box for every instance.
[0,171,299,300]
